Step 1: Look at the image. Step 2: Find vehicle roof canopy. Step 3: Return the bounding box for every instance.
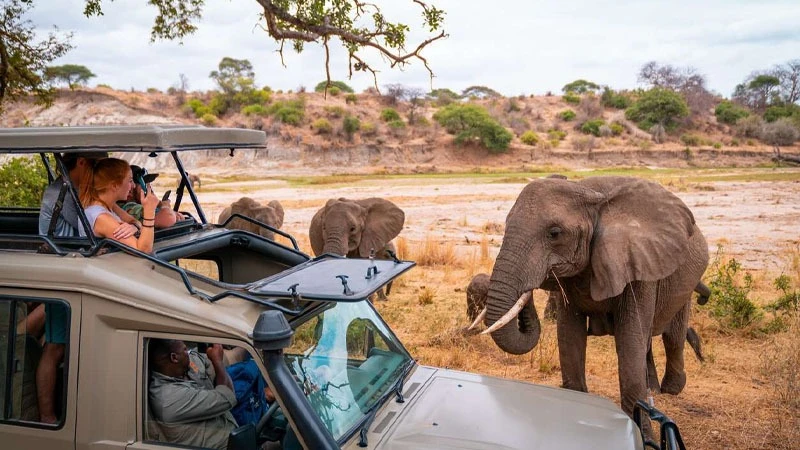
[0,125,266,154]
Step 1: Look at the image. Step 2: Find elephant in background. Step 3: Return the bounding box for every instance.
[218,197,284,240]
[188,173,201,189]
[309,197,405,299]
[482,176,709,416]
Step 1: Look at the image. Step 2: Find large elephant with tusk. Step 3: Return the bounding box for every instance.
[481,176,709,416]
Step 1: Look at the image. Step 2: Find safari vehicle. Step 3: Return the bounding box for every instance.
[0,125,684,450]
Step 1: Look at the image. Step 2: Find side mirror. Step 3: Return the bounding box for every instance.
[227,423,257,450]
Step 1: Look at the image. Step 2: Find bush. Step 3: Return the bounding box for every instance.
[327,86,341,96]
[610,122,625,136]
[267,99,305,126]
[432,103,514,153]
[241,104,268,116]
[715,101,749,125]
[343,115,361,136]
[184,98,210,118]
[707,254,762,329]
[324,105,345,118]
[380,108,401,122]
[200,113,217,126]
[601,88,631,109]
[761,118,800,146]
[0,157,48,207]
[563,92,580,105]
[312,118,332,134]
[625,87,689,131]
[387,119,406,129]
[572,136,597,152]
[580,119,606,137]
[736,115,764,139]
[680,134,702,146]
[548,129,567,141]
[520,130,539,145]
[345,93,357,104]
[314,80,354,93]
[361,121,377,136]
[558,109,576,121]
[763,104,800,123]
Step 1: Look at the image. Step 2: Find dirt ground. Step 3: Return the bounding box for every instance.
[168,166,800,450]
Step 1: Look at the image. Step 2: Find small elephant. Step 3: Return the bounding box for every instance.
[482,176,709,416]
[187,173,201,189]
[309,197,405,299]
[218,197,284,240]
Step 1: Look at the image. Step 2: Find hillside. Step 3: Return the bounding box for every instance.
[1,87,796,176]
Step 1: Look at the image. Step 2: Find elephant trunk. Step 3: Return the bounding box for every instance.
[322,228,349,257]
[485,261,542,355]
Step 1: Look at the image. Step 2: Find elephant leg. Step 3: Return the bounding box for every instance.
[614,281,656,416]
[557,296,588,392]
[646,337,661,393]
[660,303,690,395]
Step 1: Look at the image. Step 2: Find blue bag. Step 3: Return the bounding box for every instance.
[226,358,268,426]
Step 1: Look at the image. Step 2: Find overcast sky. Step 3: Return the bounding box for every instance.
[29,0,800,97]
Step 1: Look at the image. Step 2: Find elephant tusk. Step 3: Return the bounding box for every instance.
[467,307,487,331]
[481,291,532,335]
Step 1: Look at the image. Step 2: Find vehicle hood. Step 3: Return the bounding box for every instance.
[370,367,642,450]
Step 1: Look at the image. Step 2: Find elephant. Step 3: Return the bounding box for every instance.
[218,197,284,240]
[187,173,201,189]
[309,197,405,299]
[481,176,709,416]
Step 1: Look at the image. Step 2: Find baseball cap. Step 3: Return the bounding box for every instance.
[62,151,109,162]
[131,165,159,191]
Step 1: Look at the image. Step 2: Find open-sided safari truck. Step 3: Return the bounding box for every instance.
[0,125,683,450]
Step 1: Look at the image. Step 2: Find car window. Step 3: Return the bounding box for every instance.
[0,297,70,426]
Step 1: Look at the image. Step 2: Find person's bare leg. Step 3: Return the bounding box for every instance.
[36,343,65,424]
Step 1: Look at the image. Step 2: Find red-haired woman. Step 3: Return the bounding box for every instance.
[80,158,159,253]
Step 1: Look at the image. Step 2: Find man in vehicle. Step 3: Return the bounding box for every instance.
[118,165,181,229]
[148,339,238,450]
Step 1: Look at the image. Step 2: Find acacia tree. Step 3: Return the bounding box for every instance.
[46,64,95,89]
[0,0,73,112]
[83,0,446,89]
[733,73,781,112]
[562,79,600,94]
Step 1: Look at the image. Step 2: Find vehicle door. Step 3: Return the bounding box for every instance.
[0,289,81,450]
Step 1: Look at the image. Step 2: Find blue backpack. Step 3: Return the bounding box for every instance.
[226,358,268,426]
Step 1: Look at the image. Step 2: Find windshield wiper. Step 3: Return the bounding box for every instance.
[356,359,415,447]
[393,359,415,403]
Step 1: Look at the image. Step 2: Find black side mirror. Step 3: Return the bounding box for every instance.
[227,423,257,450]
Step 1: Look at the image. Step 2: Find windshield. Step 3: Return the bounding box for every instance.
[285,301,412,441]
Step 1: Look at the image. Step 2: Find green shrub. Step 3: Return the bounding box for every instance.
[328,86,341,96]
[713,142,722,149]
[241,104,268,116]
[601,88,631,109]
[610,122,625,136]
[767,274,799,314]
[707,253,762,329]
[625,87,689,131]
[563,92,580,105]
[520,130,539,145]
[312,118,333,134]
[680,134,701,146]
[0,157,48,207]
[314,80,354,93]
[380,108,401,122]
[184,98,209,118]
[763,104,800,123]
[267,99,306,126]
[200,113,217,126]
[558,109,576,121]
[343,115,361,135]
[361,121,377,136]
[96,83,112,89]
[432,103,514,153]
[387,119,406,129]
[208,93,230,116]
[324,105,345,118]
[548,129,567,141]
[715,101,749,125]
[580,119,606,137]
[345,93,357,104]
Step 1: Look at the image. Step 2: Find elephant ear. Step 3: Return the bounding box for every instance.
[356,198,405,257]
[309,201,333,256]
[266,200,285,229]
[590,179,696,300]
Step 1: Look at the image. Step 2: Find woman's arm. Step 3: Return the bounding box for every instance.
[93,213,155,253]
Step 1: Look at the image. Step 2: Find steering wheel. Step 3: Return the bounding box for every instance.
[255,401,281,438]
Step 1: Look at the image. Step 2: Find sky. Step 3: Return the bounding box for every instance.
[28,0,800,97]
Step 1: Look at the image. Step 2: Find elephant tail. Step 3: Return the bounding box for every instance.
[686,327,704,362]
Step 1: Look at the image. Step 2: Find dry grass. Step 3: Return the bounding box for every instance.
[410,234,459,267]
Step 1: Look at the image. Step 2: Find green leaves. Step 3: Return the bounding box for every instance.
[625,87,689,131]
[0,157,48,208]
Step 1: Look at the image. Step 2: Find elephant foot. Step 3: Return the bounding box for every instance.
[660,371,686,395]
[647,376,661,394]
[560,381,588,393]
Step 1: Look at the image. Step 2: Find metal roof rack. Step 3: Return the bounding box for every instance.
[0,125,266,153]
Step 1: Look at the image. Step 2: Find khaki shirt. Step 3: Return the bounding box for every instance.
[149,352,238,450]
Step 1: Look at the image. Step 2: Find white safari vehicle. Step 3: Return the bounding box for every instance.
[0,125,684,450]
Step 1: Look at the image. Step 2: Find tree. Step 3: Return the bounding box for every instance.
[210,57,255,96]
[562,79,600,94]
[45,64,95,89]
[733,73,781,112]
[625,87,689,131]
[0,0,73,113]
[433,103,513,153]
[774,59,800,104]
[638,61,715,116]
[314,80,353,93]
[83,0,446,88]
[461,85,502,99]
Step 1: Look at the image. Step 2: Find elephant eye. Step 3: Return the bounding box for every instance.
[547,226,562,240]
[350,226,356,233]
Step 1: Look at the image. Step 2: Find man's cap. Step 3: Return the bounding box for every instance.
[62,151,109,161]
[131,165,159,190]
